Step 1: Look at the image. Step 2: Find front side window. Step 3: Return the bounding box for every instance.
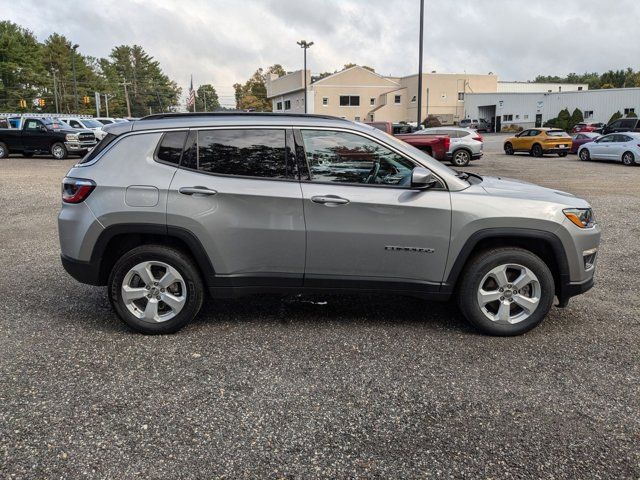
[69,120,82,128]
[197,129,290,179]
[156,131,188,165]
[620,119,636,128]
[301,130,415,186]
[24,120,41,131]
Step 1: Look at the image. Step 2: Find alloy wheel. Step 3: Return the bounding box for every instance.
[121,261,187,323]
[476,263,541,324]
[52,145,65,159]
[623,152,634,165]
[453,150,470,166]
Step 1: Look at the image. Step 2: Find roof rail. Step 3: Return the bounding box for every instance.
[139,112,351,122]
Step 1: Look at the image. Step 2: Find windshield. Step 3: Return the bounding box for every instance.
[82,119,103,128]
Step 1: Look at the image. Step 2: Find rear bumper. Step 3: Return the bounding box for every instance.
[61,254,102,285]
[543,146,569,154]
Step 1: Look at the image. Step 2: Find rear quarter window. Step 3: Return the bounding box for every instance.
[155,131,188,165]
[77,133,118,164]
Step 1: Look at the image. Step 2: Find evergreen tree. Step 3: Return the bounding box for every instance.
[569,108,584,130]
[194,84,220,112]
[557,108,571,131]
[608,111,623,123]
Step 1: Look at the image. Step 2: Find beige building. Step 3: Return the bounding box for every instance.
[266,65,585,125]
[266,66,498,124]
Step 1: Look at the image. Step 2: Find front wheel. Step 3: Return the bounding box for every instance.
[457,247,555,336]
[0,142,8,158]
[579,149,590,161]
[451,149,471,167]
[108,245,204,334]
[50,142,68,160]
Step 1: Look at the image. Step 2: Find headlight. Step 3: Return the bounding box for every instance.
[563,208,595,228]
[65,133,79,142]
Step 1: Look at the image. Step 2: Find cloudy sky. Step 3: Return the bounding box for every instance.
[3,0,639,106]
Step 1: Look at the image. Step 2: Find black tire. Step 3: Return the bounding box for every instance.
[22,152,34,158]
[451,149,471,167]
[531,144,543,157]
[50,142,68,160]
[622,151,635,166]
[456,247,555,336]
[579,149,590,161]
[504,142,514,155]
[108,245,204,334]
[0,142,8,158]
[558,152,567,157]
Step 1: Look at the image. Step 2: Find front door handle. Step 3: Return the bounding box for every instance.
[311,195,350,206]
[179,186,218,196]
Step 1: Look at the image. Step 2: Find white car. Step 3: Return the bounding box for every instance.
[414,126,483,166]
[95,117,129,125]
[578,132,640,166]
[64,117,107,140]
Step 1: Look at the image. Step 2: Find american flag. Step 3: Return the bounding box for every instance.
[186,75,196,110]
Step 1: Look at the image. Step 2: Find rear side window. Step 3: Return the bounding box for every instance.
[196,129,290,179]
[78,133,118,164]
[156,131,188,165]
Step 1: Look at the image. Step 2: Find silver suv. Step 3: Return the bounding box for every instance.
[58,113,600,336]
[414,126,483,167]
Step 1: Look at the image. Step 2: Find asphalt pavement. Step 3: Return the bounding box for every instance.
[0,140,638,478]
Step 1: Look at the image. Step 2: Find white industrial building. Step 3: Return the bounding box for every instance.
[497,81,588,93]
[464,87,640,131]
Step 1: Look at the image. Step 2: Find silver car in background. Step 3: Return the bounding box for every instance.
[414,126,483,166]
[578,132,640,166]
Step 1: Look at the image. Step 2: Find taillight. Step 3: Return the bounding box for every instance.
[62,177,96,203]
[473,135,483,142]
[443,136,450,151]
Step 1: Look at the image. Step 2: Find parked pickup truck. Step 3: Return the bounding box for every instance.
[365,121,450,162]
[0,117,97,160]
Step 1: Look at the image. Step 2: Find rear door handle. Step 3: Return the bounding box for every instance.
[311,195,350,206]
[179,186,218,196]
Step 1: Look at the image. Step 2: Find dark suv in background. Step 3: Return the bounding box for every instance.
[600,117,640,134]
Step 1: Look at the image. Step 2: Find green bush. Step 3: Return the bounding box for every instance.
[627,111,638,118]
[569,108,584,130]
[608,111,623,124]
[422,115,441,128]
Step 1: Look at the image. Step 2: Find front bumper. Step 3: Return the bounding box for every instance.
[65,141,97,153]
[557,276,594,307]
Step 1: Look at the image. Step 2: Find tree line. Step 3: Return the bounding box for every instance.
[0,21,200,117]
[534,69,640,90]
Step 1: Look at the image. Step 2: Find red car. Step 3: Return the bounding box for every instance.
[365,121,450,161]
[570,132,600,153]
[571,122,604,134]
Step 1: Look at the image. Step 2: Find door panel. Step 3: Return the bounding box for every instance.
[167,128,305,284]
[300,183,451,283]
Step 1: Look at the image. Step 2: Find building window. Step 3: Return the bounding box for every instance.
[355,116,360,122]
[394,95,401,104]
[339,95,360,106]
[369,114,374,121]
[524,114,529,120]
[503,114,513,121]
[276,101,282,111]
[584,110,594,119]
[624,108,635,115]
[411,95,416,103]
[516,114,520,119]
[578,86,583,91]
[457,92,464,101]
[284,100,291,110]
[441,92,446,99]
[370,97,375,106]
[322,97,328,106]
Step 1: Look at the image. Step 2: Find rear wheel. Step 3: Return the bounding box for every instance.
[457,247,555,336]
[579,149,590,161]
[0,142,8,158]
[622,151,635,166]
[108,245,204,334]
[451,149,471,167]
[504,142,514,155]
[531,144,543,157]
[50,142,68,160]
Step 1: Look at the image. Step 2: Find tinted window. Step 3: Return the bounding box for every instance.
[617,134,633,142]
[620,119,636,128]
[197,129,289,178]
[156,131,187,165]
[301,130,415,186]
[598,135,615,143]
[24,120,41,131]
[78,133,118,164]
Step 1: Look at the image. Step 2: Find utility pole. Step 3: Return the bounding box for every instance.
[416,0,425,127]
[52,70,60,114]
[121,82,132,117]
[297,40,314,113]
[71,44,79,112]
[203,90,207,112]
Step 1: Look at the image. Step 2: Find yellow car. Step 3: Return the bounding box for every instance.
[504,128,572,157]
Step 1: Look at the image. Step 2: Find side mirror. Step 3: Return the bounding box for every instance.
[411,167,437,189]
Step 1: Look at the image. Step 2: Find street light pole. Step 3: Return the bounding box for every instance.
[416,0,425,127]
[71,43,79,112]
[297,40,314,114]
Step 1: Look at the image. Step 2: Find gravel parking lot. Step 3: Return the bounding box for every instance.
[1,134,638,478]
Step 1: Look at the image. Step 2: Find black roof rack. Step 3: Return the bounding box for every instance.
[139,112,351,122]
